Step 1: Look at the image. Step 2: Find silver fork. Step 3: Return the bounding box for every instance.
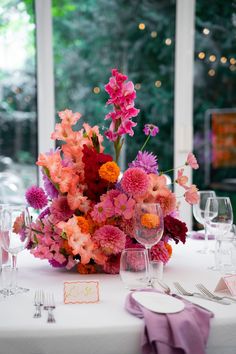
[196,283,236,303]
[44,293,56,323]
[33,289,44,318]
[173,282,230,305]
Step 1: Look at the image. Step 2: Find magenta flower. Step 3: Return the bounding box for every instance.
[143,124,159,137]
[121,167,149,197]
[129,151,158,174]
[50,196,74,222]
[42,173,59,199]
[25,185,48,209]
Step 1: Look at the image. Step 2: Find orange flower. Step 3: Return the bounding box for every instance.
[99,161,120,183]
[77,263,97,274]
[62,240,73,255]
[141,213,160,229]
[77,216,90,234]
[165,242,172,257]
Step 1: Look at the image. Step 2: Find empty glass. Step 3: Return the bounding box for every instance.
[0,205,31,295]
[205,197,233,270]
[120,248,149,290]
[218,224,236,274]
[192,190,216,253]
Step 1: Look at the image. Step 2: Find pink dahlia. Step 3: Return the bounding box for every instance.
[93,225,126,255]
[25,185,48,209]
[121,167,149,197]
[151,240,170,264]
[129,151,158,174]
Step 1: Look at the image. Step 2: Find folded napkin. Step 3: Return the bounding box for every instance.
[125,290,214,354]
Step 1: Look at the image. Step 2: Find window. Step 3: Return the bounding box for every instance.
[0,0,37,204]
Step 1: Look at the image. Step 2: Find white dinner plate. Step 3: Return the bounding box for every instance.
[132,291,185,314]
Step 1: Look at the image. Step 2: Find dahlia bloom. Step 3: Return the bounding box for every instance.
[93,225,126,255]
[25,185,48,209]
[121,167,149,198]
[129,151,158,174]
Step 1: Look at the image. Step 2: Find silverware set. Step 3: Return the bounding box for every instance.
[173,282,234,305]
[33,289,56,323]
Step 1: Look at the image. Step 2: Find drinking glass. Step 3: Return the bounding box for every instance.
[218,224,236,274]
[120,248,149,290]
[0,205,31,295]
[205,197,233,270]
[134,203,164,285]
[193,190,216,253]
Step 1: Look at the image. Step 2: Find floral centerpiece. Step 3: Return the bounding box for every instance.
[25,69,199,274]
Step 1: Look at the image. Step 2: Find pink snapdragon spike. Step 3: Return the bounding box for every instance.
[143,124,159,137]
[104,69,140,162]
[186,152,199,169]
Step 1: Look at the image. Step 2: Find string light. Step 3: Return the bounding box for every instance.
[138,23,145,30]
[134,83,141,90]
[230,58,236,65]
[93,87,100,94]
[151,31,157,38]
[198,52,205,60]
[209,55,216,62]
[155,80,162,88]
[165,38,172,46]
[220,56,227,64]
[203,28,210,35]
[208,69,215,76]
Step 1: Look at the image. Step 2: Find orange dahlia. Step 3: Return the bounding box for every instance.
[77,216,90,234]
[141,213,160,229]
[98,161,120,183]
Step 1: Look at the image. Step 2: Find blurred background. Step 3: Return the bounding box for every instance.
[0,0,235,226]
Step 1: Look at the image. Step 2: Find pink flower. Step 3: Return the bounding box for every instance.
[25,185,48,209]
[121,167,149,197]
[151,241,170,264]
[114,193,135,219]
[50,196,74,222]
[91,202,108,223]
[93,225,126,255]
[186,152,199,169]
[58,109,81,125]
[156,189,176,216]
[175,168,188,188]
[184,185,199,204]
[143,124,159,137]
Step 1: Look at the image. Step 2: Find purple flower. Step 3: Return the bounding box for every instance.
[25,185,48,209]
[129,151,158,174]
[39,207,50,219]
[42,173,59,199]
[143,124,159,137]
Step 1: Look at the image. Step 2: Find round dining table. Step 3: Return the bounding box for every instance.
[0,238,236,354]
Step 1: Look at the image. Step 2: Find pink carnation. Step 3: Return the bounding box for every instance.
[151,240,170,264]
[93,225,126,255]
[121,167,149,197]
[25,185,48,209]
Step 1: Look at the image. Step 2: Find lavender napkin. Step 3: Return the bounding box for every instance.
[125,290,214,354]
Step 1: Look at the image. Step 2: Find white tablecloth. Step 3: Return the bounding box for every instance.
[0,239,236,354]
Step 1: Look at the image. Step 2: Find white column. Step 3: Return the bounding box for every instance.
[174,0,195,229]
[35,0,55,184]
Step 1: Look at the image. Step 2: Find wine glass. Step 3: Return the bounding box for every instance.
[0,205,31,295]
[205,197,233,270]
[134,203,164,286]
[193,190,216,253]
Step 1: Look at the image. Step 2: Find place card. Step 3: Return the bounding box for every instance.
[215,274,236,296]
[64,280,100,304]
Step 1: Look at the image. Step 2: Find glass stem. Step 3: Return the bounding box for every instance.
[146,247,152,287]
[204,222,208,252]
[11,254,18,289]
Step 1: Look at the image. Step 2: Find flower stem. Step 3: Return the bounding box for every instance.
[140,135,151,152]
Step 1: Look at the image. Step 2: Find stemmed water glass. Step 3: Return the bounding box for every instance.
[134,203,164,286]
[0,205,31,295]
[205,197,233,270]
[193,190,216,253]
